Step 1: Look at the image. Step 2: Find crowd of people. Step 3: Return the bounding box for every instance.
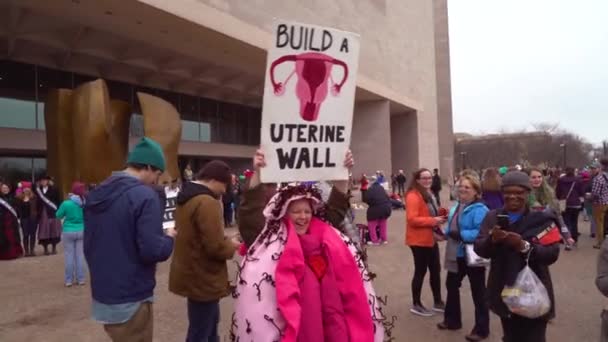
[2,134,608,341]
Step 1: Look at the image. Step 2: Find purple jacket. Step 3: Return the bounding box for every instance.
[482,190,504,211]
[556,176,584,208]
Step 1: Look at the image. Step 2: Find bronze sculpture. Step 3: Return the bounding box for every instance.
[44,79,181,197]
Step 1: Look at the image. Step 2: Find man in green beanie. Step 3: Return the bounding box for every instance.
[84,137,177,342]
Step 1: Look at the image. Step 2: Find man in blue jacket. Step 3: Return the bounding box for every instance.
[84,137,177,342]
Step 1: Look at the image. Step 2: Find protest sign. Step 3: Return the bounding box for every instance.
[260,20,360,183]
[163,187,179,229]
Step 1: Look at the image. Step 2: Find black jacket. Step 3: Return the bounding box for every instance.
[396,174,407,185]
[474,209,560,320]
[35,186,61,218]
[431,174,442,192]
[363,182,392,221]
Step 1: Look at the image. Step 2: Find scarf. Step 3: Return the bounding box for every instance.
[233,190,385,342]
[36,186,57,211]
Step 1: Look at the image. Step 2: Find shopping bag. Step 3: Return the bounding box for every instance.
[465,244,490,267]
[501,264,551,319]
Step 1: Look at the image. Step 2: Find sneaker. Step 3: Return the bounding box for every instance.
[565,245,572,251]
[382,241,388,245]
[366,241,375,246]
[410,304,434,317]
[78,282,86,286]
[432,302,446,313]
[65,283,73,287]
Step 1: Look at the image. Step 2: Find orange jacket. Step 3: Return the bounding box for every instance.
[405,190,437,247]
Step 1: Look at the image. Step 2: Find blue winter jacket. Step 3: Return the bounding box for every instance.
[445,201,489,257]
[84,172,174,305]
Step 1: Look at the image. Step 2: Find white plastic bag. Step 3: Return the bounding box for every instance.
[501,265,551,319]
[465,244,490,267]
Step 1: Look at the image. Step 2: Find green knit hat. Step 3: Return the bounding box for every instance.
[127,137,166,172]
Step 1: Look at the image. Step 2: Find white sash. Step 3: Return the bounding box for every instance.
[0,197,18,219]
[36,187,57,211]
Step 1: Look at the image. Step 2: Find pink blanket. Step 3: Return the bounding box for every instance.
[234,216,382,341]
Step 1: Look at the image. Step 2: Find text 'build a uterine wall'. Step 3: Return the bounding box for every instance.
[260,21,360,183]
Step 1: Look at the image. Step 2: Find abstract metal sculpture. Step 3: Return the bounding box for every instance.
[44,79,181,197]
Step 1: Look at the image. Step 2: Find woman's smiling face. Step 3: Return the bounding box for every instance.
[287,199,313,235]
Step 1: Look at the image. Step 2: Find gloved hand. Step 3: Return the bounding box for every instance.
[447,229,461,241]
[491,228,508,244]
[504,232,526,251]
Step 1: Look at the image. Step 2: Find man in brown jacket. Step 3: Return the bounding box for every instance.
[169,160,240,342]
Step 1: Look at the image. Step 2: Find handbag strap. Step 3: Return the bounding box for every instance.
[565,182,575,201]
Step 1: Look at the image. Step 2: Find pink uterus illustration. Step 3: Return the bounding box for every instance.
[269,52,348,122]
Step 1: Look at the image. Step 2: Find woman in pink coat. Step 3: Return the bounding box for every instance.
[233,150,386,342]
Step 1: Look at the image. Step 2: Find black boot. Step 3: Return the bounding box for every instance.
[51,243,57,255]
[43,244,49,256]
[29,238,36,256]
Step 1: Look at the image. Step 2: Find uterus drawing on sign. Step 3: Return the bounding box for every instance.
[269,52,348,122]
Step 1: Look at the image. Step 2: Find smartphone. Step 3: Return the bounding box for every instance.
[496,214,509,229]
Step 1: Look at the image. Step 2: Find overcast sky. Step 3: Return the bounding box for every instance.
[448,0,607,145]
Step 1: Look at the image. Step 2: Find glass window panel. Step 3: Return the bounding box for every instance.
[0,60,36,129]
[234,105,249,145]
[156,89,179,110]
[0,157,33,186]
[130,114,144,137]
[107,80,134,105]
[218,102,237,144]
[181,121,199,141]
[200,123,211,142]
[38,66,74,131]
[248,110,261,145]
[179,94,199,141]
[200,97,218,143]
[33,158,47,182]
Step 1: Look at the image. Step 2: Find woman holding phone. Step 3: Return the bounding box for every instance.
[405,168,447,317]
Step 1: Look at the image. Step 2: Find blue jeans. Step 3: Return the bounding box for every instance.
[186,299,219,342]
[63,231,86,284]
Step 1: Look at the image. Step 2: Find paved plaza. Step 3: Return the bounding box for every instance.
[0,209,603,341]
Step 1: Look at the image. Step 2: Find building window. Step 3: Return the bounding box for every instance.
[37,66,74,131]
[0,60,37,129]
[180,94,200,141]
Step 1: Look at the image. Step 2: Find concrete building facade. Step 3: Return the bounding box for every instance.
[0,0,453,184]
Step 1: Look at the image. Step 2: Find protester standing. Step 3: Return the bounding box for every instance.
[396,170,407,198]
[528,168,574,249]
[57,182,87,286]
[183,162,194,182]
[36,175,62,255]
[475,171,560,342]
[84,137,176,342]
[432,168,443,206]
[363,176,392,245]
[439,174,490,341]
[556,167,584,245]
[16,182,38,256]
[233,150,384,341]
[169,161,239,341]
[592,159,608,249]
[405,168,446,316]
[482,168,504,210]
[0,182,23,260]
[360,173,369,202]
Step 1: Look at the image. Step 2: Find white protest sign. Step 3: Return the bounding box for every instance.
[260,21,360,183]
[163,187,179,229]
